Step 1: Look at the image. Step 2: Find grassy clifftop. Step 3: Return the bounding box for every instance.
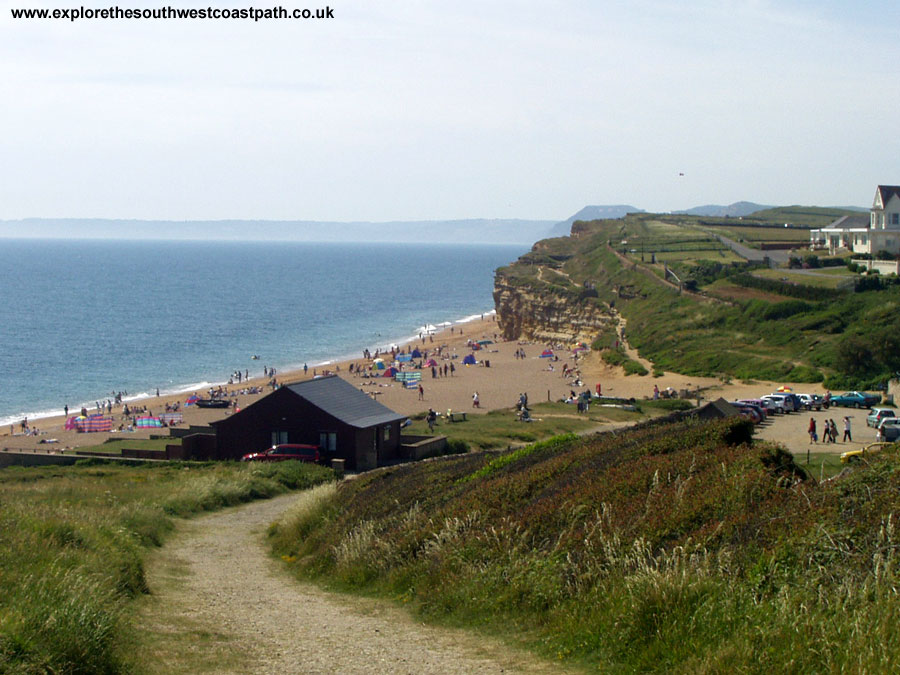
[495,214,900,388]
[271,418,900,671]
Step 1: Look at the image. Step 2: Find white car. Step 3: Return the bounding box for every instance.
[797,393,824,411]
[761,393,794,414]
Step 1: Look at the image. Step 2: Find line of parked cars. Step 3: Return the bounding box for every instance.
[731,390,889,425]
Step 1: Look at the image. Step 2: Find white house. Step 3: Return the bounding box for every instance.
[811,185,900,255]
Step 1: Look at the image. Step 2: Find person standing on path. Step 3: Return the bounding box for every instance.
[472,391,480,408]
[418,384,424,401]
[843,416,852,442]
[808,418,817,444]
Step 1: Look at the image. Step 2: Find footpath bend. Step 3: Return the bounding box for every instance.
[136,491,572,674]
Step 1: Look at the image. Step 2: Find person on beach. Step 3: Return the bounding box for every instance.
[472,391,480,408]
[843,416,852,442]
[418,384,424,401]
[64,404,68,418]
[808,418,817,444]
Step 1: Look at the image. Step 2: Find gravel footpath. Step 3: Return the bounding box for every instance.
[137,492,571,674]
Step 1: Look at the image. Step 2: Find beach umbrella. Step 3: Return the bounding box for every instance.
[185,394,200,405]
[462,354,477,365]
[776,386,793,393]
[540,349,554,358]
[425,358,438,367]
[411,348,422,358]
[383,367,398,377]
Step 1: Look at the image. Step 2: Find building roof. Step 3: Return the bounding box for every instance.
[284,376,406,428]
[875,186,900,209]
[826,215,869,230]
[697,398,740,419]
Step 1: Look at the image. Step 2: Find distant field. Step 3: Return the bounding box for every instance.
[703,224,811,244]
[704,278,796,303]
[751,268,856,289]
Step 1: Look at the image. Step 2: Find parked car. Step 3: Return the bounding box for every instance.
[240,443,321,463]
[841,442,893,464]
[876,418,900,442]
[760,393,795,413]
[797,394,824,411]
[735,399,768,421]
[867,407,897,427]
[830,391,882,409]
[732,403,762,424]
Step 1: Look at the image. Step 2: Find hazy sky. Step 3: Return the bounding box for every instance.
[2,0,898,221]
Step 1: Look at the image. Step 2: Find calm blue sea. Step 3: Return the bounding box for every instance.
[0,239,526,426]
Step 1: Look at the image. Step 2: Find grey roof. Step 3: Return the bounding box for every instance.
[285,376,405,428]
[700,398,741,419]
[827,215,869,229]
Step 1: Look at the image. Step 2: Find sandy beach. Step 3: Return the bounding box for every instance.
[1,315,886,459]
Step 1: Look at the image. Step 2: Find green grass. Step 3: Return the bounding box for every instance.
[751,267,857,289]
[0,461,334,673]
[271,417,900,671]
[73,438,175,454]
[405,401,646,450]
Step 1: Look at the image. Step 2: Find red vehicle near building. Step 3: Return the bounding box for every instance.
[240,443,320,463]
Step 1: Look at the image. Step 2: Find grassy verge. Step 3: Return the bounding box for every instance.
[0,460,334,673]
[404,401,651,450]
[269,417,900,671]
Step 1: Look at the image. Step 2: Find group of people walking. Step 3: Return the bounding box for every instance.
[808,416,851,444]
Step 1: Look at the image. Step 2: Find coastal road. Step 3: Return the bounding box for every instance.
[136,491,573,674]
[706,232,792,267]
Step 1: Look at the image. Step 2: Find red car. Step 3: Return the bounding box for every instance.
[241,444,320,463]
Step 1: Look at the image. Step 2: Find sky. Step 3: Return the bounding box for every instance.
[1,0,898,222]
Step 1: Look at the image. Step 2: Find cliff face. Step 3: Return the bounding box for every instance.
[492,274,616,343]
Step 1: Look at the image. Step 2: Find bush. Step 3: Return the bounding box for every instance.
[624,360,649,376]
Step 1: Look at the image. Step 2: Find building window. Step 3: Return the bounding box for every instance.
[891,213,900,226]
[319,432,337,452]
[271,431,288,446]
[383,424,391,441]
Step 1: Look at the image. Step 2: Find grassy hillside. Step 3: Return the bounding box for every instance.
[0,460,334,673]
[271,418,900,672]
[498,215,900,388]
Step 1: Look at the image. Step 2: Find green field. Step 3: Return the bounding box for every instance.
[405,400,692,450]
[751,267,857,289]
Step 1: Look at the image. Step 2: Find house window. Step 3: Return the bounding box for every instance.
[383,424,391,441]
[319,432,337,452]
[271,431,288,446]
[891,213,900,226]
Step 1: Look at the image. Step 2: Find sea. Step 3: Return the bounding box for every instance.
[0,239,527,427]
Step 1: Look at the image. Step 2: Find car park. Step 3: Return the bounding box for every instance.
[240,443,321,463]
[841,442,893,464]
[830,391,882,409]
[797,394,824,411]
[866,407,896,428]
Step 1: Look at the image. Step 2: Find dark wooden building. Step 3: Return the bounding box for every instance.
[210,376,406,471]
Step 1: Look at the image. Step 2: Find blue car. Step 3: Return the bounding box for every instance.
[829,391,881,409]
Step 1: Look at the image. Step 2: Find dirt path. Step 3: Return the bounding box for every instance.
[135,492,572,674]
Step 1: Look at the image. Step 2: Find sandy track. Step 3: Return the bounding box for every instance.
[137,492,571,674]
